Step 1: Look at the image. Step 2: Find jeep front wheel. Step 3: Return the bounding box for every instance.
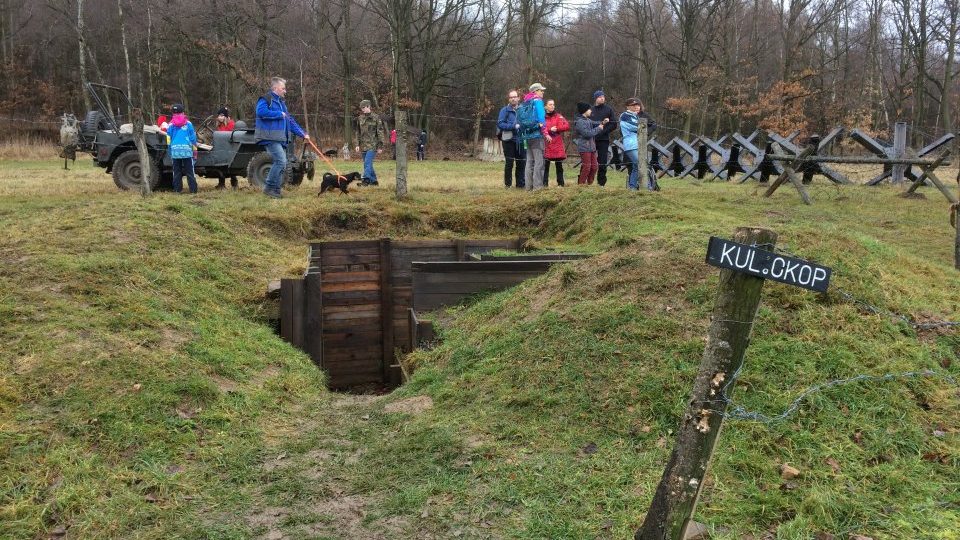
[112,150,160,191]
[247,152,293,190]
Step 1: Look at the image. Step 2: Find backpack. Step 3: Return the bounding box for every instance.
[516,100,540,141]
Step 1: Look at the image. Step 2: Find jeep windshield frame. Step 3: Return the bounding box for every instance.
[86,83,134,135]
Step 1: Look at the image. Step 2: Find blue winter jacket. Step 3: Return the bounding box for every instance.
[255,91,306,146]
[496,104,519,139]
[619,110,657,151]
[167,121,197,159]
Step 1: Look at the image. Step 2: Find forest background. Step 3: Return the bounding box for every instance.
[2,0,958,152]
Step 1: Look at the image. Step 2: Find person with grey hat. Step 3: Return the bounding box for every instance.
[519,82,548,191]
[354,99,387,186]
[590,90,617,186]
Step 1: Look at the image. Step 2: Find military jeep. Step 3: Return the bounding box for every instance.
[63,83,315,191]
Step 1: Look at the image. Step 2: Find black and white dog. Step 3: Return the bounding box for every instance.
[318,171,362,195]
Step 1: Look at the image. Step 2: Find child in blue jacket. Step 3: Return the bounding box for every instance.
[167,103,198,193]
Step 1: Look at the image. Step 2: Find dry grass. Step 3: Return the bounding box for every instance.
[0,136,59,160]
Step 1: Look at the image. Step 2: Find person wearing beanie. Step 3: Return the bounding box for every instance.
[572,101,609,185]
[519,82,548,191]
[254,76,310,199]
[589,89,617,186]
[354,99,387,186]
[619,97,658,191]
[167,103,198,194]
[542,99,570,186]
[214,106,238,189]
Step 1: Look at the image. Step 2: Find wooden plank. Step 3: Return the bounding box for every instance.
[323,310,381,322]
[415,272,546,286]
[321,318,382,331]
[455,239,466,261]
[303,273,323,366]
[279,278,305,349]
[408,308,419,353]
[322,303,382,313]
[320,281,381,293]
[411,261,557,272]
[313,240,382,250]
[475,253,590,261]
[318,253,382,265]
[320,271,381,283]
[380,237,394,384]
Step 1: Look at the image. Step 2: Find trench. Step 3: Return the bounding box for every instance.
[271,237,589,390]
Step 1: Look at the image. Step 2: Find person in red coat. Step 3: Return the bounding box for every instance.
[215,107,238,189]
[542,99,570,186]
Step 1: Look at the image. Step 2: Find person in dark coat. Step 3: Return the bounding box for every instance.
[589,90,617,186]
[496,89,525,188]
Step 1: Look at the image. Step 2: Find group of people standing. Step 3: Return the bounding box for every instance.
[496,84,657,191]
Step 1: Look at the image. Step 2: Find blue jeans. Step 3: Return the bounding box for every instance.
[264,142,287,194]
[625,149,640,190]
[362,150,378,183]
[172,157,197,193]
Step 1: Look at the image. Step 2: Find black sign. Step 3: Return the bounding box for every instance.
[705,237,831,293]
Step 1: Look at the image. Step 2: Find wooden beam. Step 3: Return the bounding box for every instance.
[905,150,957,203]
[379,237,394,384]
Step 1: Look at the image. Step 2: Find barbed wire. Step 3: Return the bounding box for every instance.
[773,245,960,330]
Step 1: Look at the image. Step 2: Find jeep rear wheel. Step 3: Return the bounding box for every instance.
[246,151,290,190]
[112,150,160,191]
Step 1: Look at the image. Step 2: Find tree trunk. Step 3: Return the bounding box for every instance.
[77,0,91,110]
[472,71,487,157]
[637,227,778,540]
[395,109,409,198]
[132,108,152,197]
[117,0,132,101]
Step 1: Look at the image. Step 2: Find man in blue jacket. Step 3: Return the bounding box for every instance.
[496,89,525,188]
[255,77,310,199]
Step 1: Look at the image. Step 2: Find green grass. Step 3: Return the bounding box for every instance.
[1,158,958,538]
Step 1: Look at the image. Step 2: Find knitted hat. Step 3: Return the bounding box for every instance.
[171,103,184,113]
[359,99,372,108]
[217,106,230,117]
[576,102,590,114]
[592,90,605,100]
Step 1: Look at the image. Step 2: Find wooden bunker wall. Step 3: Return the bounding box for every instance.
[280,237,524,388]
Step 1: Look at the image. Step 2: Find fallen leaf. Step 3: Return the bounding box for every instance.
[144,493,158,503]
[361,414,370,420]
[849,535,874,540]
[600,519,614,530]
[50,526,67,537]
[641,425,652,433]
[132,383,142,392]
[581,442,598,455]
[683,520,709,539]
[780,481,798,491]
[852,431,864,445]
[814,533,835,540]
[825,457,841,474]
[932,430,946,438]
[780,464,801,479]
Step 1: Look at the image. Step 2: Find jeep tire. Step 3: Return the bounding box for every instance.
[112,150,160,191]
[246,151,290,190]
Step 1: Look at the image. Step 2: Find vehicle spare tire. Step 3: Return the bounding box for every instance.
[82,110,108,136]
[246,151,291,190]
[112,150,160,191]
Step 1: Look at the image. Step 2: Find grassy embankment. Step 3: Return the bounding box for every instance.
[1,157,958,539]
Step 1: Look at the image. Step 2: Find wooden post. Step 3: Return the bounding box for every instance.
[379,237,395,383]
[131,108,152,196]
[637,227,777,540]
[455,239,466,261]
[638,121,648,189]
[303,272,324,367]
[892,122,907,184]
[280,278,305,349]
[395,110,409,198]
